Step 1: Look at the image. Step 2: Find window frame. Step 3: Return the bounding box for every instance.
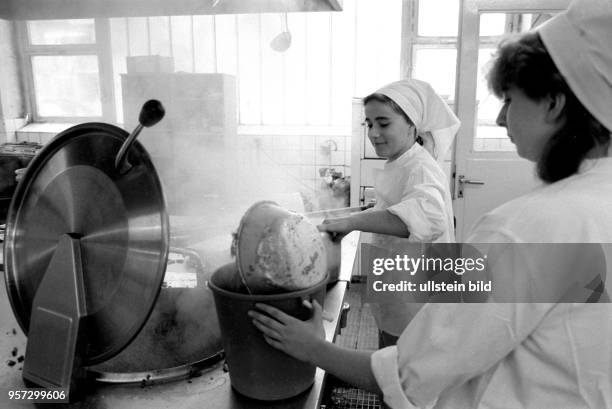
[18,3,406,131]
[403,0,460,105]
[17,18,116,123]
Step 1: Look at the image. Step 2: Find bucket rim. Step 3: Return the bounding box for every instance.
[208,269,328,301]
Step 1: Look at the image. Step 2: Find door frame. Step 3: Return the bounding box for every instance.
[452,0,570,239]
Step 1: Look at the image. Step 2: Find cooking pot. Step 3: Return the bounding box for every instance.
[231,201,334,294]
[88,247,223,380]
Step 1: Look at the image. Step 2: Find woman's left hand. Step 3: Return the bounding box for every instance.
[248,300,326,363]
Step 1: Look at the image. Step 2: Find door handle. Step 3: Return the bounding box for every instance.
[457,175,485,198]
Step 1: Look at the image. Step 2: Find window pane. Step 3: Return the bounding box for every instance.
[28,19,95,45]
[261,13,284,125]
[413,48,457,101]
[519,13,554,31]
[284,14,307,125]
[354,0,402,96]
[103,2,401,129]
[520,14,534,32]
[237,15,261,124]
[32,55,101,117]
[171,16,194,72]
[418,0,459,37]
[215,15,238,76]
[475,48,499,124]
[149,17,171,56]
[193,15,216,73]
[479,13,506,37]
[478,13,553,37]
[305,13,331,125]
[110,19,128,122]
[474,15,511,152]
[472,12,558,151]
[127,17,148,55]
[330,0,356,126]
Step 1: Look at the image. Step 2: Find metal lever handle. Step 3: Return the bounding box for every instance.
[457,174,485,198]
[115,100,165,173]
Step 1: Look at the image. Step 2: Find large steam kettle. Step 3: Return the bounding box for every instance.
[3,101,169,400]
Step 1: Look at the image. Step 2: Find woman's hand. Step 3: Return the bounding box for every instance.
[248,300,326,363]
[317,216,353,241]
[251,300,381,394]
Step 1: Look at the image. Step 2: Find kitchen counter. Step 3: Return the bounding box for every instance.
[0,232,359,409]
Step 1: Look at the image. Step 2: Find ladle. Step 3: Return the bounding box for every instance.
[270,13,292,52]
[115,99,165,173]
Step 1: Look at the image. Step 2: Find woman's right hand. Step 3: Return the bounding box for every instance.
[317,216,353,241]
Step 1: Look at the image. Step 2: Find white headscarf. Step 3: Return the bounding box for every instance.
[538,0,612,132]
[374,79,461,163]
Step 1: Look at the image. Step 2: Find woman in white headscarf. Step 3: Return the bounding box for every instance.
[319,79,460,344]
[318,79,459,243]
[250,0,612,407]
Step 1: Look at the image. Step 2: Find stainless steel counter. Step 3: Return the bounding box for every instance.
[0,232,359,409]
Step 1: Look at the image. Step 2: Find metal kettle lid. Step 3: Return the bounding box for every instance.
[3,122,169,366]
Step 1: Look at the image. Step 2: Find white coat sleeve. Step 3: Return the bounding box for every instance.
[371,302,556,408]
[386,166,448,242]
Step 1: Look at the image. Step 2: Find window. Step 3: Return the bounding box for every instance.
[405,4,555,152]
[108,1,402,130]
[474,12,554,151]
[28,19,96,45]
[32,55,101,117]
[21,0,403,132]
[20,19,113,121]
[407,0,460,103]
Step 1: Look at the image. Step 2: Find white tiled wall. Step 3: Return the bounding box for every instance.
[238,133,352,210]
[11,126,354,211]
[0,118,27,143]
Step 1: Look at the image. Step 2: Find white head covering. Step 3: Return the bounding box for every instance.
[538,0,612,132]
[373,79,461,163]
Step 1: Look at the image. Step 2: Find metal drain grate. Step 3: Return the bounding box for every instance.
[328,386,382,409]
[324,282,382,409]
[334,283,379,350]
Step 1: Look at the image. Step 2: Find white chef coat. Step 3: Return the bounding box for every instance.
[367,143,455,336]
[371,156,612,408]
[371,143,455,244]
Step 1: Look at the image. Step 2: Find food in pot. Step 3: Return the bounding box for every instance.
[248,213,325,291]
[234,201,327,293]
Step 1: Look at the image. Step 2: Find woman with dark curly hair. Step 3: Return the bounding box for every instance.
[249,0,612,407]
[487,32,610,183]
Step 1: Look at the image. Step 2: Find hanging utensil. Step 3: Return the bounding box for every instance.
[270,13,292,52]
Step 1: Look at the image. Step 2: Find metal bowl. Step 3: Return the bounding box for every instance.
[232,201,327,294]
[3,123,169,365]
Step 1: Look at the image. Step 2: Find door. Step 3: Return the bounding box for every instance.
[453,0,568,240]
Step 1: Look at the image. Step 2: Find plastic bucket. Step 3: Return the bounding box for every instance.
[209,263,327,400]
